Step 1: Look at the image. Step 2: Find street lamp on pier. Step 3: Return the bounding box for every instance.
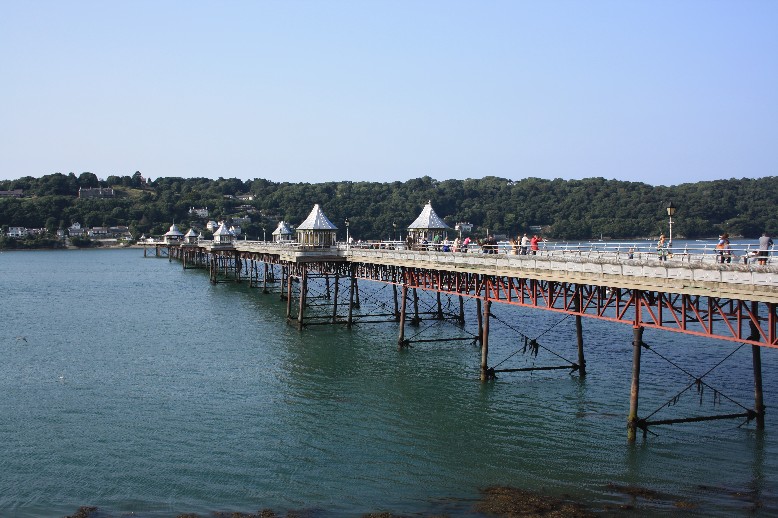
[393,221,397,242]
[262,227,266,242]
[666,201,676,247]
[345,218,350,249]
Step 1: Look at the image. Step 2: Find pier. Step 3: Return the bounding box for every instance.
[144,207,775,441]
[148,237,776,441]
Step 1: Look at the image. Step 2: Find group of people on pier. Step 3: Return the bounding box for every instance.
[710,232,774,265]
[406,233,545,255]
[655,232,773,264]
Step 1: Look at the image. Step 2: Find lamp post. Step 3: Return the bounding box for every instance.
[345,218,350,249]
[262,227,266,242]
[393,221,397,242]
[666,201,676,247]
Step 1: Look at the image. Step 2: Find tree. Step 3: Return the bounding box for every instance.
[78,172,99,188]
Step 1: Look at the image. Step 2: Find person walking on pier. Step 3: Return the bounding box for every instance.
[520,233,529,255]
[530,235,542,255]
[716,233,732,264]
[758,232,773,265]
[657,234,667,261]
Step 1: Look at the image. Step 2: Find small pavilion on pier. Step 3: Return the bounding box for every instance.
[407,201,451,248]
[184,228,198,245]
[296,204,338,247]
[272,221,295,243]
[213,222,235,245]
[164,223,184,244]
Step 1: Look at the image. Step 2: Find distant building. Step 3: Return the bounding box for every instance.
[236,194,255,201]
[88,227,109,238]
[109,226,132,239]
[78,187,115,198]
[206,220,219,232]
[0,189,23,198]
[189,207,209,218]
[68,222,86,236]
[455,222,473,235]
[7,227,28,238]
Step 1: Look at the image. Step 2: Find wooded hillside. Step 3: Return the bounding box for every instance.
[1,173,776,241]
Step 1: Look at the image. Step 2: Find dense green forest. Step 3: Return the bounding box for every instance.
[2,172,777,245]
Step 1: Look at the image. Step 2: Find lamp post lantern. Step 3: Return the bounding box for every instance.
[393,221,397,242]
[262,227,266,242]
[666,201,676,246]
[345,218,350,249]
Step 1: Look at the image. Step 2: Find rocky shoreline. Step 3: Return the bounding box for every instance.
[62,483,715,518]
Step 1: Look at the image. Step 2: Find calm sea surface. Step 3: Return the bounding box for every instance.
[1,249,776,517]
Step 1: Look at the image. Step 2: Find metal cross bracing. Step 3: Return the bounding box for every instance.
[352,263,778,349]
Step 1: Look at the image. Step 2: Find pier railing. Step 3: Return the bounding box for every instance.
[191,238,773,265]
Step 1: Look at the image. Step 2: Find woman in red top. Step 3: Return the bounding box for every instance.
[530,235,541,255]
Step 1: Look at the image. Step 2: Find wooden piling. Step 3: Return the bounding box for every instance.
[297,269,307,329]
[628,326,644,442]
[393,284,400,321]
[752,344,765,430]
[750,301,765,429]
[398,285,408,347]
[458,295,465,326]
[480,299,492,381]
[286,272,293,320]
[411,288,420,326]
[574,286,586,376]
[347,265,355,328]
[436,291,443,320]
[476,297,483,345]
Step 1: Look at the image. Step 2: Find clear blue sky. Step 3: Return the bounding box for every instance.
[1,0,776,186]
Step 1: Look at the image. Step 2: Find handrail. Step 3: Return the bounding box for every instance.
[158,238,775,266]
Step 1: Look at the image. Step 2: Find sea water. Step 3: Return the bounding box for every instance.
[0,248,775,516]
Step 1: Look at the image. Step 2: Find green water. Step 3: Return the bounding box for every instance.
[0,249,775,516]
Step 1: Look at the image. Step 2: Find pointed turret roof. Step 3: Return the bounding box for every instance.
[272,220,294,235]
[164,223,184,237]
[184,228,197,237]
[296,204,338,230]
[213,222,234,236]
[407,201,450,230]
